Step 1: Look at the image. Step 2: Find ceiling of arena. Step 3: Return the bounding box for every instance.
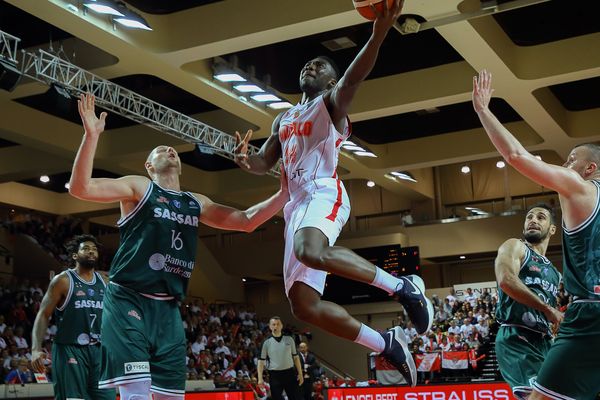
[1,0,600,223]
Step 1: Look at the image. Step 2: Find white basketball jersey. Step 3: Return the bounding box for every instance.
[278,94,350,194]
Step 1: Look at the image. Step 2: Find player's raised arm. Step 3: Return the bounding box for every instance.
[234,116,283,175]
[473,70,587,198]
[327,0,404,122]
[198,165,289,232]
[68,94,149,203]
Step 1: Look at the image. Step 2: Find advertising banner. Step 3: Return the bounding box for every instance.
[327,382,515,400]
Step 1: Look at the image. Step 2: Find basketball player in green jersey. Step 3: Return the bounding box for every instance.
[69,94,289,400]
[494,204,563,399]
[31,234,115,400]
[474,69,600,400]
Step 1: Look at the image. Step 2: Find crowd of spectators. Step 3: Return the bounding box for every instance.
[0,277,49,384]
[2,210,84,264]
[392,287,498,384]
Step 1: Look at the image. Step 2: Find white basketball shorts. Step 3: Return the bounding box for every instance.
[282,178,350,296]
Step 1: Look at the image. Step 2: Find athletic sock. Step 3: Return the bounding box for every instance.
[371,267,402,295]
[354,323,385,353]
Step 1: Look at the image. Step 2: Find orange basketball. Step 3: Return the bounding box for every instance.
[352,0,395,21]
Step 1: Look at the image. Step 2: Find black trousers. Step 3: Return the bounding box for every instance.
[269,368,300,400]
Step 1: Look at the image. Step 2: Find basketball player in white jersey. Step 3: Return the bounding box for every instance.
[234,0,431,386]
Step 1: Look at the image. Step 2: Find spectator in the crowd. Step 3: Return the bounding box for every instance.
[480,288,492,303]
[448,320,460,336]
[464,288,478,308]
[13,327,28,350]
[401,210,414,226]
[446,289,457,309]
[404,321,418,342]
[191,334,206,356]
[460,318,475,339]
[5,358,34,384]
[215,339,232,357]
[476,319,490,340]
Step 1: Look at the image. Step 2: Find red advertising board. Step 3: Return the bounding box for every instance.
[185,392,255,400]
[327,382,515,400]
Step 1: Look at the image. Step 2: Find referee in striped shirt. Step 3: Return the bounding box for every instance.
[258,317,303,400]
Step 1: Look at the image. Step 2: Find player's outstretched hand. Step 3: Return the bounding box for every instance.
[234,129,252,169]
[31,350,47,374]
[78,93,107,137]
[372,0,404,35]
[472,69,494,113]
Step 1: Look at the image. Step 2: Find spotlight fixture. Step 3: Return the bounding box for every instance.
[40,175,50,183]
[114,9,152,30]
[366,180,375,188]
[461,165,471,174]
[354,151,377,158]
[459,255,466,260]
[242,278,247,282]
[496,160,506,169]
[390,171,417,183]
[83,0,124,16]
[268,102,293,110]
[233,84,264,93]
[212,57,292,108]
[251,94,281,102]
[342,144,366,152]
[215,73,246,83]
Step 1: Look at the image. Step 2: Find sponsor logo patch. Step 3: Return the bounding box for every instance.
[75,290,86,297]
[67,357,78,365]
[128,310,142,321]
[529,266,541,272]
[87,288,95,297]
[594,285,600,294]
[124,361,150,374]
[172,199,181,209]
[157,196,169,204]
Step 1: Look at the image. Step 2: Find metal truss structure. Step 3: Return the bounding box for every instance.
[0,30,20,64]
[0,29,280,177]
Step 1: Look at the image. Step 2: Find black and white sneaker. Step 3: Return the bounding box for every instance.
[395,275,433,334]
[380,326,416,387]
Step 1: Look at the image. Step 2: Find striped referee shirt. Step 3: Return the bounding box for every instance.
[260,334,297,371]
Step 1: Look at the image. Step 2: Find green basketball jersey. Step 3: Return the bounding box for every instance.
[496,243,561,334]
[54,269,106,345]
[110,181,201,300]
[562,180,600,300]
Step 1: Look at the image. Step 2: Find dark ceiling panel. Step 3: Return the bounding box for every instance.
[549,76,600,111]
[180,138,268,172]
[0,1,72,48]
[111,75,219,115]
[14,86,136,130]
[0,138,19,148]
[223,19,463,94]
[14,75,220,129]
[493,0,600,46]
[126,0,224,14]
[352,98,522,144]
[19,169,120,193]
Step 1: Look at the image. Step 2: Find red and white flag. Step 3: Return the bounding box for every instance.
[415,353,441,372]
[441,351,469,370]
[374,355,406,385]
